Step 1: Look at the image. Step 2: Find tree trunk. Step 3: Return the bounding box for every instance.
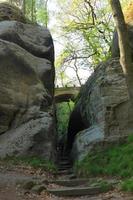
[109,0,133,104]
[22,0,26,15]
[31,0,34,22]
[74,60,82,86]
[45,0,49,28]
[31,0,36,22]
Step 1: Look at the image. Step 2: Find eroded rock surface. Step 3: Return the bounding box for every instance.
[0,21,54,63]
[0,3,56,159]
[68,58,133,160]
[0,112,55,159]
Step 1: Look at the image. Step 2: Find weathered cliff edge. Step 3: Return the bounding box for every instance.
[0,3,56,160]
[69,58,133,161]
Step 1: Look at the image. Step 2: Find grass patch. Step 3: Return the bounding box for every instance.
[121,178,133,192]
[1,156,57,173]
[74,134,133,178]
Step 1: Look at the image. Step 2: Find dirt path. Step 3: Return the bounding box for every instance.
[0,164,132,200]
[0,165,43,200]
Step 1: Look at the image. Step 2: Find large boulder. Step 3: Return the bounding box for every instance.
[0,20,54,95]
[0,112,56,159]
[0,21,54,64]
[68,58,133,160]
[72,125,104,161]
[0,39,50,133]
[0,3,56,159]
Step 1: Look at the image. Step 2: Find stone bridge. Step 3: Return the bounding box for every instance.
[54,86,81,103]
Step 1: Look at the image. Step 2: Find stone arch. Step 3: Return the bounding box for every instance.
[55,93,76,103]
[54,87,80,103]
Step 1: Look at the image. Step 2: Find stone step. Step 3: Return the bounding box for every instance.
[59,157,69,161]
[56,173,77,180]
[58,162,70,166]
[58,162,71,166]
[58,168,72,172]
[56,169,73,175]
[49,179,90,187]
[47,185,113,197]
[57,168,72,171]
[58,165,71,169]
[58,160,71,165]
[58,164,71,168]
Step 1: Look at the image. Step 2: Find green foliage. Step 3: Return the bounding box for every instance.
[7,0,49,25]
[127,134,133,143]
[54,0,114,86]
[74,134,133,178]
[36,7,49,26]
[55,0,131,85]
[36,0,49,26]
[121,178,133,192]
[56,101,74,136]
[24,0,36,22]
[56,0,114,63]
[26,0,49,25]
[1,156,57,172]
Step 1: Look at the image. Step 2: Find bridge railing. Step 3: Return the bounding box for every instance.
[55,85,81,89]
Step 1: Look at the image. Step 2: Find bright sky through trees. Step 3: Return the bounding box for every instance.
[48,0,64,56]
[48,0,95,86]
[0,0,131,87]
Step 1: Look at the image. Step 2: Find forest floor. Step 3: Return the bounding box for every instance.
[0,162,133,200]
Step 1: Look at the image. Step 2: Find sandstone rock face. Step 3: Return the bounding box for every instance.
[0,39,49,133]
[0,4,56,159]
[70,58,133,161]
[0,21,54,64]
[0,21,54,95]
[0,112,56,159]
[72,125,104,161]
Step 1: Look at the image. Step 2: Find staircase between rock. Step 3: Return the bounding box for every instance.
[56,154,73,175]
[46,153,115,197]
[47,179,110,197]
